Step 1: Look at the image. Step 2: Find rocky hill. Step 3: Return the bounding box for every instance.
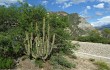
[49,11,68,16]
[78,17,95,31]
[68,13,95,38]
[49,12,95,38]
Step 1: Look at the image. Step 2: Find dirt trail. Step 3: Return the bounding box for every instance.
[72,41,110,63]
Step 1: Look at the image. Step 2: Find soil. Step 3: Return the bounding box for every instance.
[16,58,40,70]
[15,56,97,70]
[73,57,97,70]
[64,56,97,70]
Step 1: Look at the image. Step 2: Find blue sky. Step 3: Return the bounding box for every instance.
[0,0,110,27]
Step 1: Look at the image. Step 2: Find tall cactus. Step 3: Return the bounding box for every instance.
[24,17,55,60]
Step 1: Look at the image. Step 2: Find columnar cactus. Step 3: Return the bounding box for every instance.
[24,17,55,60]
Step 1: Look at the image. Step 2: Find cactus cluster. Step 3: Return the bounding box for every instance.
[24,17,55,60]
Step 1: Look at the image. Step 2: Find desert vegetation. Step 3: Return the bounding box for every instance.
[1,1,110,70]
[94,61,110,70]
[0,3,77,69]
[77,29,110,44]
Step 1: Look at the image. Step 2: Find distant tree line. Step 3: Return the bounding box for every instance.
[77,29,110,44]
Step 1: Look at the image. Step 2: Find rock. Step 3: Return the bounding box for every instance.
[78,17,95,31]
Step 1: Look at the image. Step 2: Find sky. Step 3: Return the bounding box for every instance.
[0,0,110,27]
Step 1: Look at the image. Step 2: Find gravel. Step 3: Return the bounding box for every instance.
[72,41,110,63]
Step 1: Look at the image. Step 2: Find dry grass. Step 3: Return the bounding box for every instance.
[94,61,110,70]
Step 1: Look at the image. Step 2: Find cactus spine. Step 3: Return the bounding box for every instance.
[24,17,55,60]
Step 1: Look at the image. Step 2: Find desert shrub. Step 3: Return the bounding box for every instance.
[50,55,75,68]
[35,58,44,68]
[102,28,110,39]
[78,36,100,42]
[0,3,76,69]
[78,36,110,44]
[77,30,110,44]
[94,61,110,70]
[0,57,15,69]
[0,32,23,58]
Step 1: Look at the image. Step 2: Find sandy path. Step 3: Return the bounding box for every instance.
[72,41,110,63]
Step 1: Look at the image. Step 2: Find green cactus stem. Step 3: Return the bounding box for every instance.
[24,17,55,60]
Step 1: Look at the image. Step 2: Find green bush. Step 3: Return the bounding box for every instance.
[78,35,110,44]
[50,55,75,68]
[0,3,75,69]
[77,30,110,44]
[0,57,15,69]
[94,61,110,70]
[35,59,44,68]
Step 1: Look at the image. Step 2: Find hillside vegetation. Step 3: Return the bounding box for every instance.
[0,2,110,70]
[0,3,76,69]
[77,29,110,44]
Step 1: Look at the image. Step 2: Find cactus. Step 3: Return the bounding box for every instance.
[24,17,55,60]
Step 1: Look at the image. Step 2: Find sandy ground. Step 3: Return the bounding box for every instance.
[74,57,97,70]
[72,41,110,63]
[16,56,97,70]
[64,56,97,70]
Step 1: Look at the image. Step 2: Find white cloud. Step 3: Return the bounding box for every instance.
[71,0,86,4]
[56,0,109,9]
[93,3,104,9]
[80,5,91,18]
[42,0,48,5]
[98,0,110,3]
[56,0,95,4]
[96,12,103,16]
[56,0,87,9]
[0,0,24,4]
[28,4,32,7]
[0,0,24,7]
[87,6,91,9]
[62,2,73,9]
[0,3,9,7]
[56,0,68,4]
[91,16,110,27]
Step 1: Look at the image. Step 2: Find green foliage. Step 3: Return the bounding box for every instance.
[0,34,12,57]
[94,61,110,70]
[102,28,110,39]
[103,28,110,34]
[0,3,74,69]
[0,6,18,32]
[0,57,15,69]
[78,30,110,44]
[59,41,75,55]
[47,14,73,55]
[35,59,44,68]
[50,55,75,68]
[0,28,23,58]
[0,3,48,59]
[18,3,47,32]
